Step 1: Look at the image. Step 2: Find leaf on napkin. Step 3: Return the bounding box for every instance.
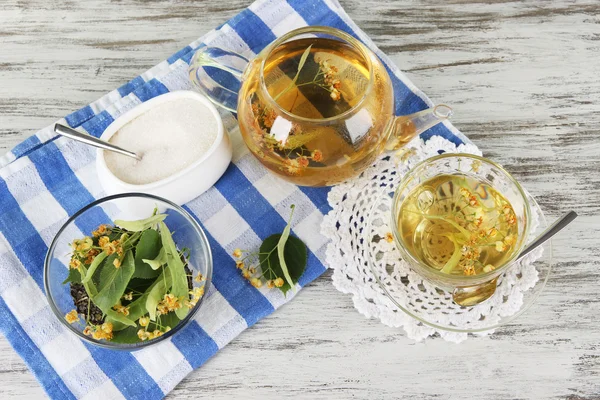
[259,233,307,295]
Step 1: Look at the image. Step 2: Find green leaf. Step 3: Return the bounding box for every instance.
[152,311,180,332]
[81,251,107,284]
[79,265,98,298]
[98,253,119,284]
[126,278,155,294]
[273,44,313,102]
[93,250,135,312]
[277,215,296,292]
[110,326,140,344]
[122,275,169,325]
[105,308,136,328]
[146,273,171,321]
[259,234,307,295]
[159,222,189,320]
[132,229,162,279]
[63,267,82,285]
[142,248,167,271]
[114,214,166,232]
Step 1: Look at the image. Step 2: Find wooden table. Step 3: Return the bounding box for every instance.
[1,1,598,398]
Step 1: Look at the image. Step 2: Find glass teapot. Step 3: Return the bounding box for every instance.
[189,26,452,186]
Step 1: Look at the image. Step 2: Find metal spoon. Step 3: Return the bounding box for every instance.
[453,210,578,306]
[54,123,142,161]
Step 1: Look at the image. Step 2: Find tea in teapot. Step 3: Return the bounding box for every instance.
[190,26,452,186]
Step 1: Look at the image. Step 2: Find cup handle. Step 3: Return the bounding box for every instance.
[188,46,250,113]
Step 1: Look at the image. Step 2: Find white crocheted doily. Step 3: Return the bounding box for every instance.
[321,136,545,342]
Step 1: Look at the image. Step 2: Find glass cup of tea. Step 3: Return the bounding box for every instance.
[391,153,531,306]
[189,26,453,186]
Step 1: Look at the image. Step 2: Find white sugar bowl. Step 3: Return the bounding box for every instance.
[96,90,232,206]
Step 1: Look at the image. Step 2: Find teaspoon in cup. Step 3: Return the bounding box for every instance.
[452,210,578,306]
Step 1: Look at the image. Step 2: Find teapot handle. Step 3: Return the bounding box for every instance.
[188,47,250,113]
[386,104,453,151]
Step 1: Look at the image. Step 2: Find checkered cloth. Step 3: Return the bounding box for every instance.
[0,0,470,399]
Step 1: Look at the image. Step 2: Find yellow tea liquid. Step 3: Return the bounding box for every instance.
[238,37,394,186]
[398,174,519,276]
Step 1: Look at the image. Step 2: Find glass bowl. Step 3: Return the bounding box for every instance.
[44,193,212,350]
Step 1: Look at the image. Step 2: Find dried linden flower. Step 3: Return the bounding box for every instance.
[65,310,79,324]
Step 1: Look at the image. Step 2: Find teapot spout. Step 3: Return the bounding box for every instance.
[387,104,453,151]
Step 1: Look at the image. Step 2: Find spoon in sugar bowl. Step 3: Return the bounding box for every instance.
[54,123,142,161]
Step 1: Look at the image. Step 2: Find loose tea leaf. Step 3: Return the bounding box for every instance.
[159,222,189,320]
[259,234,307,294]
[94,250,135,312]
[114,214,166,232]
[132,229,161,279]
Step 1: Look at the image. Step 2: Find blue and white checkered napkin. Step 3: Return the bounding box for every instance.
[0,0,470,399]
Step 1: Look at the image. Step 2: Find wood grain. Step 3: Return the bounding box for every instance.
[0,0,599,399]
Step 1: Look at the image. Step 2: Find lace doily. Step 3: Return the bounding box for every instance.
[321,136,547,343]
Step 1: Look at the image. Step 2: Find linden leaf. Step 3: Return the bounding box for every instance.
[273,44,313,102]
[98,253,119,284]
[159,222,189,320]
[114,214,166,232]
[81,251,107,284]
[127,274,172,323]
[79,265,98,298]
[259,234,307,295]
[62,267,82,285]
[110,326,140,344]
[93,250,135,313]
[105,308,136,328]
[132,229,162,279]
[142,248,167,271]
[146,273,171,321]
[277,215,296,291]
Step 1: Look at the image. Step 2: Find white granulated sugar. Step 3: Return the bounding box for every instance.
[105,97,218,185]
